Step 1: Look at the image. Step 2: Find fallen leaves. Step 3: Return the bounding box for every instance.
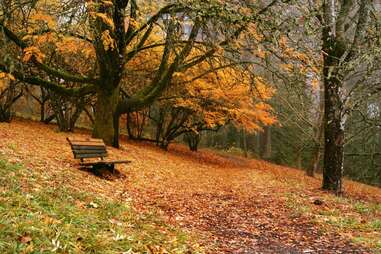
[18,234,32,244]
[87,201,99,208]
[0,119,380,253]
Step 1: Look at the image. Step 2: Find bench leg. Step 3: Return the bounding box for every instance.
[108,163,115,174]
[90,163,116,175]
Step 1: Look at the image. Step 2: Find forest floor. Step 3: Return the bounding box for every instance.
[0,119,380,254]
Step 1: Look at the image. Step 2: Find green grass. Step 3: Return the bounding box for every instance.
[282,190,381,252]
[284,192,311,217]
[0,158,201,254]
[354,202,381,215]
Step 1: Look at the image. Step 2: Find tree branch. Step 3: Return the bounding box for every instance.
[0,22,97,84]
[0,64,95,97]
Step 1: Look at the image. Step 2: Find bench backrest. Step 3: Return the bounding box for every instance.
[67,137,108,160]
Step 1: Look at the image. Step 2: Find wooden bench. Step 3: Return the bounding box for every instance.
[67,137,131,172]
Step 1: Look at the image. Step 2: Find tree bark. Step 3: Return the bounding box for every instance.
[320,0,348,194]
[307,143,320,177]
[92,87,120,145]
[242,128,248,158]
[260,126,272,159]
[185,132,201,152]
[322,72,344,193]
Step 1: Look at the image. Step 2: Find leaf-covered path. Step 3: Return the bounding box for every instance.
[0,120,380,253]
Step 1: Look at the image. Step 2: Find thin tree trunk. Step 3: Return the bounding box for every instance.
[242,128,248,158]
[296,147,303,169]
[307,143,320,177]
[260,126,272,159]
[40,101,45,122]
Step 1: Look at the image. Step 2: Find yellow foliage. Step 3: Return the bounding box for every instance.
[171,61,276,132]
[280,63,293,73]
[254,77,275,100]
[128,18,139,29]
[30,12,56,29]
[279,36,288,48]
[0,79,5,93]
[0,72,15,93]
[276,34,321,80]
[95,13,115,30]
[255,48,266,59]
[311,78,320,90]
[101,30,116,51]
[22,46,45,63]
[122,34,276,133]
[248,24,264,42]
[102,0,113,7]
[56,37,94,57]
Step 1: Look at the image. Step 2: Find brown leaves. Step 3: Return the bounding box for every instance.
[18,234,32,244]
[0,120,380,253]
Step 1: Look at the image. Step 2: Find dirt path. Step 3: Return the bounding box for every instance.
[0,120,379,253]
[122,150,373,253]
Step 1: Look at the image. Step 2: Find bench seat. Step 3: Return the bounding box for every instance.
[67,137,131,171]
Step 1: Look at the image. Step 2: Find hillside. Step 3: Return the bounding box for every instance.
[0,119,380,253]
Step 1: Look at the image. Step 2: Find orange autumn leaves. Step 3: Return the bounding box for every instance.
[278,36,320,90]
[171,63,276,132]
[0,72,16,93]
[12,0,277,134]
[122,31,277,133]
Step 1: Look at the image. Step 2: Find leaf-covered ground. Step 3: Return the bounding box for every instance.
[0,119,380,253]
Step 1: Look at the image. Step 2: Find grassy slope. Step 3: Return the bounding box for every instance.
[0,159,200,253]
[0,119,380,253]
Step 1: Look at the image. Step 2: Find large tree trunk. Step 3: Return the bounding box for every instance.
[321,0,347,194]
[321,29,345,193]
[322,75,344,193]
[93,87,120,145]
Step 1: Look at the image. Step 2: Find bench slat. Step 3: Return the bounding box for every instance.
[68,137,104,142]
[70,141,105,147]
[80,160,132,166]
[67,137,105,145]
[72,149,107,154]
[74,153,107,159]
[67,137,131,166]
[71,145,106,150]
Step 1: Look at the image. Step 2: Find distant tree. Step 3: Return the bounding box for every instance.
[24,87,54,123]
[148,65,276,150]
[257,0,381,193]
[47,91,89,132]
[0,74,22,122]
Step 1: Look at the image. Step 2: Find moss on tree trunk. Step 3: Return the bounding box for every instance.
[92,87,120,145]
[322,77,344,193]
